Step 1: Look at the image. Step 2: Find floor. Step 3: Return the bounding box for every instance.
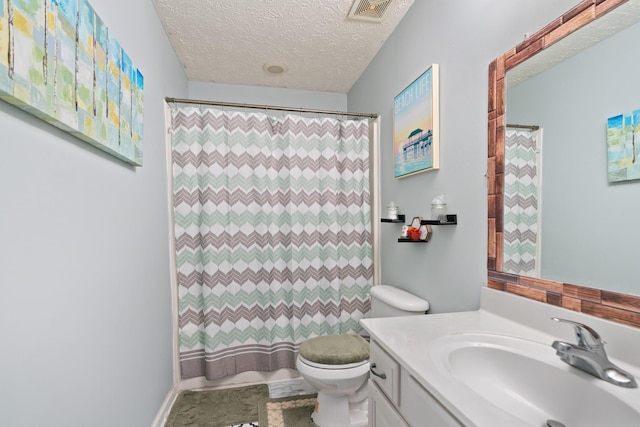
[205,378,317,427]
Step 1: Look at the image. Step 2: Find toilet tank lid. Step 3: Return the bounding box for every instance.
[370,285,430,312]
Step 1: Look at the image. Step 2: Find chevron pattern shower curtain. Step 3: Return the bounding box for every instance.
[171,107,373,380]
[504,129,540,276]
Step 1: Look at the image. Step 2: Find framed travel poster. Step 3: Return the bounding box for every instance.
[393,64,440,178]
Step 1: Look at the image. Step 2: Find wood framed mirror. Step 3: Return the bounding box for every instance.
[487,0,640,328]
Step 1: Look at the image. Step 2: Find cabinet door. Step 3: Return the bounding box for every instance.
[400,370,463,427]
[369,380,409,427]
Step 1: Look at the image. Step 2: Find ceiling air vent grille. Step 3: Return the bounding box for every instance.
[348,0,393,23]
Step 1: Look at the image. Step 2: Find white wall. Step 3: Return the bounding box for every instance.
[188,81,347,112]
[0,1,187,426]
[348,0,581,312]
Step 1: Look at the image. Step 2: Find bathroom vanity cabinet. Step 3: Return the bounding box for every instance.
[362,288,640,426]
[368,340,462,427]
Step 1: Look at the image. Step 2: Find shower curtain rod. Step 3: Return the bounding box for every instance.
[165,97,378,119]
[506,123,540,131]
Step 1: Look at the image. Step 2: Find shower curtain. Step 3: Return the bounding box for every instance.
[504,128,541,277]
[170,107,373,380]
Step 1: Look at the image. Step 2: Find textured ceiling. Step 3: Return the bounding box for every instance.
[152,0,414,93]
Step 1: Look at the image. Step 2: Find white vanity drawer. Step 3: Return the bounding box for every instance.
[369,339,400,406]
[400,370,463,427]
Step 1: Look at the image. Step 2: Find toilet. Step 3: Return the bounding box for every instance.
[296,285,430,427]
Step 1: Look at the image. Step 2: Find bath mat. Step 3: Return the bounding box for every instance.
[165,384,269,427]
[258,394,317,427]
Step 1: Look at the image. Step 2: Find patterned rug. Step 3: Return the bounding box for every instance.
[165,384,269,427]
[258,394,317,427]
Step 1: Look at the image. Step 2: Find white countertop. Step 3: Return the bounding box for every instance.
[360,287,640,427]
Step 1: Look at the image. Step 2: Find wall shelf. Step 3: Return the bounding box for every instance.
[381,214,406,223]
[381,214,457,243]
[380,214,457,226]
[421,214,457,225]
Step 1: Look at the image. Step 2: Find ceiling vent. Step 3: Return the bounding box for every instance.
[348,0,393,23]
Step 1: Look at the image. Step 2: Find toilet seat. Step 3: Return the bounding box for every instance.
[298,355,368,370]
[296,354,370,383]
[298,334,370,366]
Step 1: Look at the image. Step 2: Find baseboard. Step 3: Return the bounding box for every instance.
[150,382,180,427]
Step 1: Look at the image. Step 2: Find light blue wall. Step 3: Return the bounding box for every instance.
[0,1,187,426]
[348,0,580,312]
[188,81,347,112]
[0,1,596,423]
[507,22,640,295]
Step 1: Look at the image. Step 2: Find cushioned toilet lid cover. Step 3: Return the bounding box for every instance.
[298,334,370,365]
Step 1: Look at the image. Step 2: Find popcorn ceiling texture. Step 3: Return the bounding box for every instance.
[152,0,414,92]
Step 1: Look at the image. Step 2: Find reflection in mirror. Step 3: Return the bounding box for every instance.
[502,125,541,278]
[505,2,640,296]
[488,0,640,328]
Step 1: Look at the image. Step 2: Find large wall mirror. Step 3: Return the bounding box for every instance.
[487,0,640,328]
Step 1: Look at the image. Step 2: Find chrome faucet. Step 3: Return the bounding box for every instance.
[551,317,637,388]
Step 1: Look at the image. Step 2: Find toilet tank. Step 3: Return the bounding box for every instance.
[369,285,429,318]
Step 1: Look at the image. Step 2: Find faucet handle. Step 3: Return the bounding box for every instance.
[551,317,605,348]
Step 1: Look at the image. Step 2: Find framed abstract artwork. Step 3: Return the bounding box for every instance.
[0,0,144,166]
[607,110,640,182]
[393,64,439,178]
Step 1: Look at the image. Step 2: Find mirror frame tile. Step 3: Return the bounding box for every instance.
[487,0,640,328]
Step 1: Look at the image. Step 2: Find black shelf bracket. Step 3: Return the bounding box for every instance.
[381,214,406,223]
[421,214,457,225]
[397,238,429,243]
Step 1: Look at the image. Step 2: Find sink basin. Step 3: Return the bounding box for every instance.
[430,333,640,427]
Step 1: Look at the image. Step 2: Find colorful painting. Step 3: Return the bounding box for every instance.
[94,13,107,142]
[119,49,132,159]
[44,0,56,111]
[132,68,144,164]
[393,64,440,178]
[0,0,144,166]
[76,0,95,138]
[55,0,78,129]
[608,110,640,182]
[106,34,121,151]
[0,0,11,95]
[10,0,47,111]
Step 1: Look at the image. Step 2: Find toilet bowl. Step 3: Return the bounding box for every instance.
[296,334,370,427]
[296,285,429,427]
